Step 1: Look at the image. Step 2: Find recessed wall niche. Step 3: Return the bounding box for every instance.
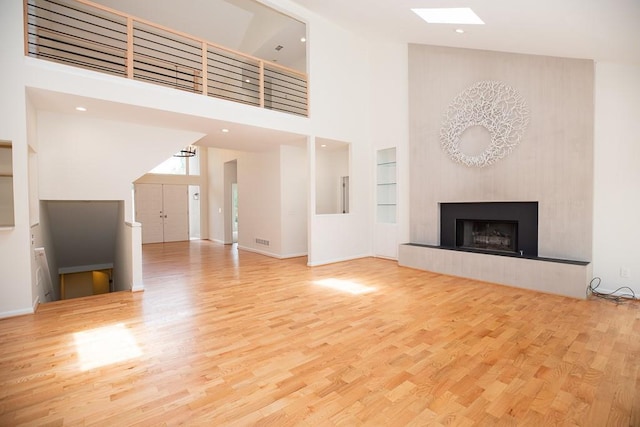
[315,139,350,214]
[0,142,14,227]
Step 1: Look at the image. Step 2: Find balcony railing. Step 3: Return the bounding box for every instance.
[24,0,309,117]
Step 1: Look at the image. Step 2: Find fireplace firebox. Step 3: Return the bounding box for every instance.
[441,202,538,256]
[456,219,518,253]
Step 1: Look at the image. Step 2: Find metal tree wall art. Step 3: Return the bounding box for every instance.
[440,81,529,167]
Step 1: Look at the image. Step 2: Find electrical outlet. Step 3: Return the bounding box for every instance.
[620,267,631,278]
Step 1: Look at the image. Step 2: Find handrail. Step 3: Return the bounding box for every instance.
[25,0,308,116]
[36,27,126,56]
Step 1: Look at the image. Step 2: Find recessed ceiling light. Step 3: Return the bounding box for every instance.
[245,79,251,83]
[75,106,87,112]
[321,144,327,148]
[221,128,229,133]
[411,8,485,25]
[300,37,306,43]
[455,28,465,34]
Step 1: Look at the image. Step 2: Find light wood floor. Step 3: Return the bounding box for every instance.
[1,241,639,426]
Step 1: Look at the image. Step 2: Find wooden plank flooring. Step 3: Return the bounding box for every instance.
[1,240,639,426]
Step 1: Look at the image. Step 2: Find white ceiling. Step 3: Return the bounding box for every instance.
[290,0,640,64]
[27,88,307,152]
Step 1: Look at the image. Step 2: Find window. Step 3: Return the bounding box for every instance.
[150,147,200,176]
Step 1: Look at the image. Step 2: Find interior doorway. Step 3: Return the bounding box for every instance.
[231,183,238,243]
[223,160,238,245]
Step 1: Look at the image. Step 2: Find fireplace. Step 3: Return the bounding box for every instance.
[441,202,538,256]
[456,219,517,253]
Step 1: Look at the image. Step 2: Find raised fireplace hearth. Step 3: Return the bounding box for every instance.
[400,201,590,299]
[441,202,538,256]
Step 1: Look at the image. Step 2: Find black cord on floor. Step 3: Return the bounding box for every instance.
[587,277,637,303]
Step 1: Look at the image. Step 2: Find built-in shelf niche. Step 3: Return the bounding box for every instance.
[376,147,396,223]
[0,142,14,228]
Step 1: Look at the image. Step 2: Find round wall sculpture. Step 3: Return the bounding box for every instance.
[440,80,529,167]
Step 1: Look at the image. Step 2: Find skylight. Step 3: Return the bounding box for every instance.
[411,8,485,25]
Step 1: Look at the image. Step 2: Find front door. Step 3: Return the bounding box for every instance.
[161,184,189,242]
[135,184,189,244]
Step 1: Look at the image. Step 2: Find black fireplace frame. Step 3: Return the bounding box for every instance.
[440,202,538,257]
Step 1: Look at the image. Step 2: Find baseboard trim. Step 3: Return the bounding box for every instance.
[0,307,35,319]
[307,254,370,267]
[238,245,280,259]
[131,282,144,292]
[32,296,40,313]
[280,252,308,259]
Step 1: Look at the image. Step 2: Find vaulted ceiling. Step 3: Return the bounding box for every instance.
[291,0,640,64]
[93,0,640,65]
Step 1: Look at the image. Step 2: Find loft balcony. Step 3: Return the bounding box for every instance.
[24,0,309,117]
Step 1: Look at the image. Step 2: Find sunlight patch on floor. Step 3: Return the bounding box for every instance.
[73,323,142,371]
[313,278,376,295]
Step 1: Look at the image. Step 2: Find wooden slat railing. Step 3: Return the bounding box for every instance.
[24,0,309,117]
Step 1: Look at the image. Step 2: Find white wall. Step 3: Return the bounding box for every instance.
[208,145,308,258]
[368,42,409,259]
[593,62,640,295]
[309,136,373,265]
[114,215,143,292]
[0,0,34,318]
[37,202,60,301]
[297,12,378,265]
[37,112,205,222]
[280,145,308,257]
[237,149,282,255]
[27,97,42,308]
